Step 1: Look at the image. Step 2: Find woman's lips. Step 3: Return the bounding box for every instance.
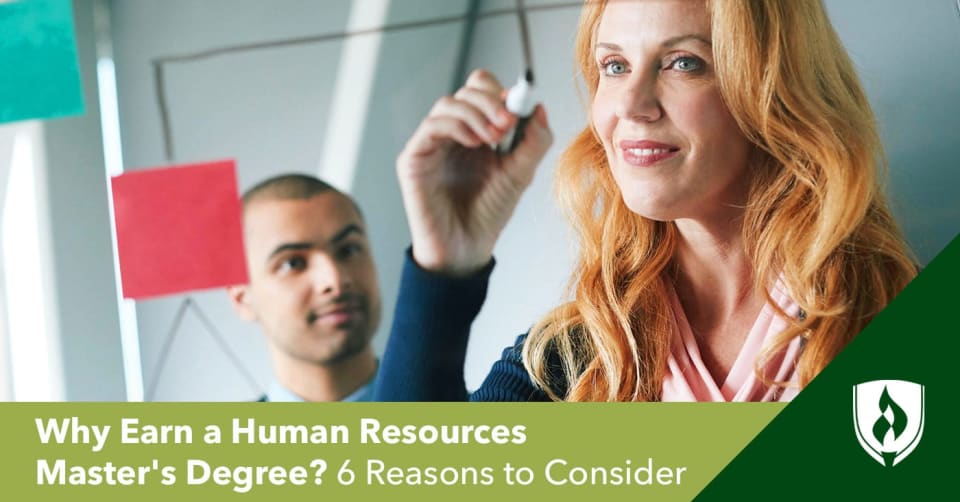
[619,140,681,167]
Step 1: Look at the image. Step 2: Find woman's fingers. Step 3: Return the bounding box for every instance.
[396,70,550,275]
[430,96,503,145]
[402,114,484,159]
[453,86,515,132]
[503,104,553,187]
[403,69,529,159]
[464,69,503,95]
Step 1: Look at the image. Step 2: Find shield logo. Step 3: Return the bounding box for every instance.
[852,380,924,466]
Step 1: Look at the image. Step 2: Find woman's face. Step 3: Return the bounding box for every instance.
[591,0,753,222]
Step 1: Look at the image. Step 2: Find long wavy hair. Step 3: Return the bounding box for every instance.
[523,0,917,401]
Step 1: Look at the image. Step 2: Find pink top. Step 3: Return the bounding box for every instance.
[661,280,803,402]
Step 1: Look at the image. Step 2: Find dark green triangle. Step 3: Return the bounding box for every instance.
[695,234,959,500]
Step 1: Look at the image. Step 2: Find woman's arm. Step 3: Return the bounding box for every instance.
[377,69,553,401]
[373,249,550,402]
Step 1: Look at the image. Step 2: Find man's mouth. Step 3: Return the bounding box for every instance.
[307,302,364,326]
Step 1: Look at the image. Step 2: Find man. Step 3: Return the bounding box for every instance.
[227,174,381,401]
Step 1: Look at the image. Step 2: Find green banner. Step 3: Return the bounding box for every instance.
[696,235,960,499]
[0,403,781,501]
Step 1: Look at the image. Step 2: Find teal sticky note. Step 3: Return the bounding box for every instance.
[0,0,85,124]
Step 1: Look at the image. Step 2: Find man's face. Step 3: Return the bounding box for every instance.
[230,191,381,366]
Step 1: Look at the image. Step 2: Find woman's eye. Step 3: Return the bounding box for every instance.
[602,60,628,76]
[666,56,703,73]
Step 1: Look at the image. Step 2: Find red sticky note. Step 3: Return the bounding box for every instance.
[111,159,248,299]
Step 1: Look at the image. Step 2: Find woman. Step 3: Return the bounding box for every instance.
[376,0,916,402]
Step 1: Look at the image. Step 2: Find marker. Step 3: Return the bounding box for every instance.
[498,0,536,155]
[498,69,536,154]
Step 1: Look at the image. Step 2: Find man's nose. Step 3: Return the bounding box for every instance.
[311,254,353,295]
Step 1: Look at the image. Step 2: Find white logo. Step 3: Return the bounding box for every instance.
[852,380,924,467]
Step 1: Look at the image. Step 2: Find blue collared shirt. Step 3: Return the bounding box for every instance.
[265,377,375,402]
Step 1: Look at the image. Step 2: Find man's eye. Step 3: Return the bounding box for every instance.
[279,256,307,272]
[337,243,364,260]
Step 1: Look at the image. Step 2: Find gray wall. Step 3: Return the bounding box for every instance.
[825,0,960,265]
[0,124,16,401]
[42,0,126,400]
[18,0,955,400]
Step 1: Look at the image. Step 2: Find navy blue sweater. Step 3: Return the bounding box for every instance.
[373,250,552,401]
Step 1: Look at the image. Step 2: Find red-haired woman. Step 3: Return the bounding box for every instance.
[378,0,917,402]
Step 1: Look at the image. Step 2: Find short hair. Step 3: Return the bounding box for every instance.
[242,173,363,219]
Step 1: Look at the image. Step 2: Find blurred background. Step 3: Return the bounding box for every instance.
[0,0,958,401]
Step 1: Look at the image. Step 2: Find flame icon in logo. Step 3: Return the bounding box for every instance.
[853,380,924,467]
[872,386,907,465]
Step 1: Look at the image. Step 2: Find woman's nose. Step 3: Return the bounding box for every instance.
[615,73,663,123]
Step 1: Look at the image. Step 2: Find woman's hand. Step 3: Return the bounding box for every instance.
[397,69,553,276]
